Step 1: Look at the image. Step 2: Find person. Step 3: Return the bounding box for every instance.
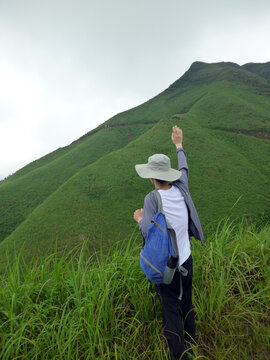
[133,125,203,360]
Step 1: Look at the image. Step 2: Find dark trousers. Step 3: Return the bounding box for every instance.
[155,255,195,360]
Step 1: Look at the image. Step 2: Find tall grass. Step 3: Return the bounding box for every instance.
[193,220,269,359]
[0,222,269,359]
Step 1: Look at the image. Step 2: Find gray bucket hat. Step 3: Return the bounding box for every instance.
[135,154,182,182]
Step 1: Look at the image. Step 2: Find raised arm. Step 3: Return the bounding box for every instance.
[171,126,189,185]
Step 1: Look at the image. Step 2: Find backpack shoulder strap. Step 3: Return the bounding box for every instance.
[153,189,163,213]
[153,189,179,257]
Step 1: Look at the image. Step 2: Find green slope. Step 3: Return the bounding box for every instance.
[0,61,269,262]
[0,65,212,242]
[242,61,270,82]
[0,125,153,241]
[1,117,269,261]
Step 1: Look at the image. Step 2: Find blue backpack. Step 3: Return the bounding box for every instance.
[140,190,179,285]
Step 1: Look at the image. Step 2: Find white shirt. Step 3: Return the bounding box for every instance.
[158,185,190,265]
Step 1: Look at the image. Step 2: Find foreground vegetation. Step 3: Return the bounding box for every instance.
[0,221,269,359]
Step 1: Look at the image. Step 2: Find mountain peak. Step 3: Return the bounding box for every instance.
[168,60,269,91]
[189,61,239,70]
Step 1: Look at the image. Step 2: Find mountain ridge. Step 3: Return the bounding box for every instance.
[0,61,269,262]
[3,60,269,182]
[167,61,270,91]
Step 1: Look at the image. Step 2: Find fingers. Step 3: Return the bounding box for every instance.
[172,126,183,140]
[172,126,182,137]
[133,209,143,223]
[133,209,143,217]
[172,125,182,133]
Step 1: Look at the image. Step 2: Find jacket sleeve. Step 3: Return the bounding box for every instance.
[176,148,189,186]
[138,192,157,239]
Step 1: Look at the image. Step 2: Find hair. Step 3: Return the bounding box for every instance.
[154,179,169,184]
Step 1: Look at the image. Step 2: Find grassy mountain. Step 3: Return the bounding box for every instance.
[0,61,269,261]
[242,62,270,82]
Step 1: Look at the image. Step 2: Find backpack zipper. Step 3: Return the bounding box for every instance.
[140,252,162,277]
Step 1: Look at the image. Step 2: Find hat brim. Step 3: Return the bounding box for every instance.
[135,164,182,182]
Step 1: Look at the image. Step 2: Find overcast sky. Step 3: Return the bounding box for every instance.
[0,0,269,180]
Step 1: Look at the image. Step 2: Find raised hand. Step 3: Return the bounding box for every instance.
[171,125,183,149]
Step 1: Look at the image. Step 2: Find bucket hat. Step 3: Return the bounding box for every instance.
[135,154,182,182]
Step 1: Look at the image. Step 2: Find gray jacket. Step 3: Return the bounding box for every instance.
[138,148,203,243]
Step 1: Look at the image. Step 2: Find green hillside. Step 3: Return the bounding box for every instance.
[0,125,152,241]
[0,61,269,262]
[242,61,270,82]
